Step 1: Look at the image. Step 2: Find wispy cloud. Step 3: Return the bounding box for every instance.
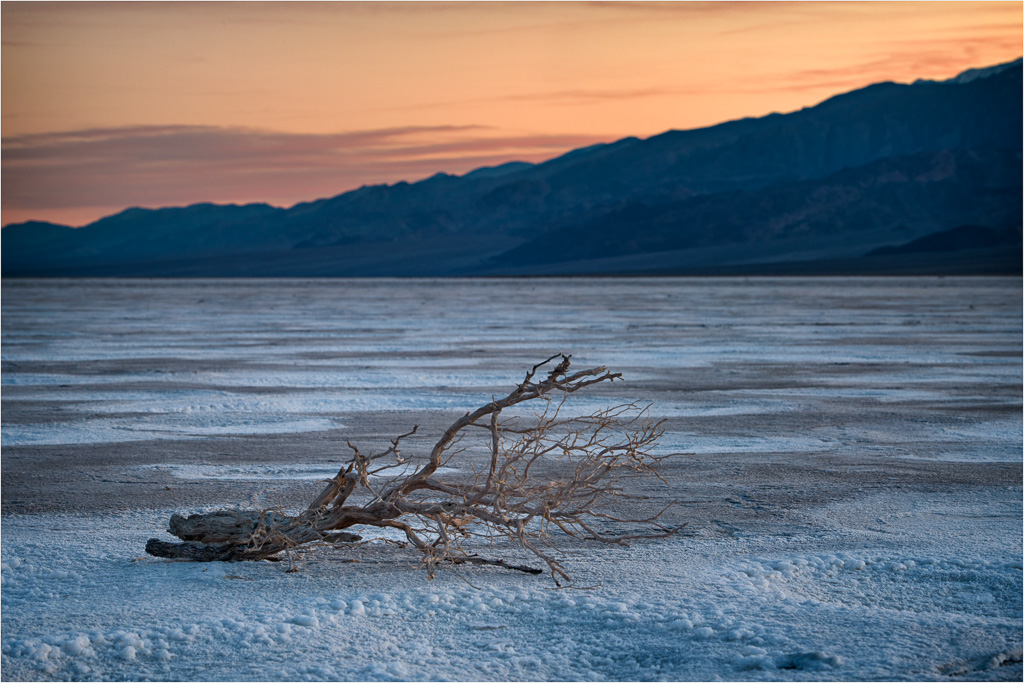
[367,84,707,117]
[735,45,1021,100]
[489,86,702,106]
[1,124,610,226]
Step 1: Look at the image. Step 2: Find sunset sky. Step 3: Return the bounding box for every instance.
[2,1,1021,228]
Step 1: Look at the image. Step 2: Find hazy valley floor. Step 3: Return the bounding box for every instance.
[1,277,1021,681]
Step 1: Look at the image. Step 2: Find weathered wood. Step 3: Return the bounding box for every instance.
[168,510,271,544]
[146,509,363,561]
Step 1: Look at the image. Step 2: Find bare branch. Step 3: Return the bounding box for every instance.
[145,356,680,584]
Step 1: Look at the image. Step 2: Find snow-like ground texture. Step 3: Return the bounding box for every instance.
[2,505,1020,682]
[2,277,1022,681]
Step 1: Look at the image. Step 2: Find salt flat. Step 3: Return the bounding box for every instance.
[1,277,1021,681]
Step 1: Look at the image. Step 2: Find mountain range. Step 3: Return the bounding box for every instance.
[3,58,1021,276]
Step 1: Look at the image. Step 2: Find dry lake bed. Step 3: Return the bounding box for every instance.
[2,277,1021,681]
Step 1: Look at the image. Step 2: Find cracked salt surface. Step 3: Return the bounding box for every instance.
[2,500,1020,682]
[2,277,1021,681]
[0,389,803,446]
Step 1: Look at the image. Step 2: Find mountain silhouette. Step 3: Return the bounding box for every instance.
[3,59,1020,276]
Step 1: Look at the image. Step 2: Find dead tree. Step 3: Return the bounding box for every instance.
[146,354,681,584]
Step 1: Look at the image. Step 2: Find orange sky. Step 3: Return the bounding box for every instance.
[2,1,1021,227]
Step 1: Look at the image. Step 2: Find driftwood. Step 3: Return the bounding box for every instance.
[145,511,362,561]
[146,354,682,584]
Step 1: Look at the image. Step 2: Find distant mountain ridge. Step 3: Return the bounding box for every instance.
[3,58,1021,276]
